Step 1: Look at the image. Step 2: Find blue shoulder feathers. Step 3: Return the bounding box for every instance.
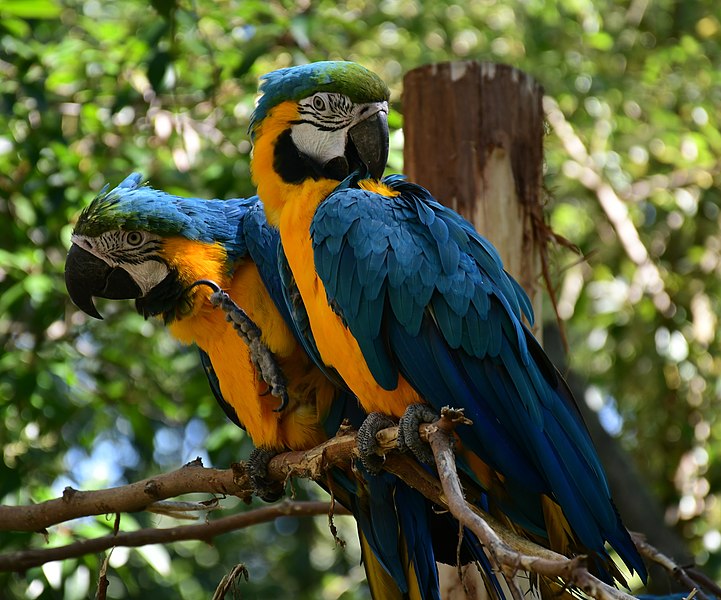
[311,173,646,583]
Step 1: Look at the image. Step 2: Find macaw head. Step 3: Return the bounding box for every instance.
[249,61,390,222]
[65,173,254,322]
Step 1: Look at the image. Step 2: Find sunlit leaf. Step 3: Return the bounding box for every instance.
[0,0,60,19]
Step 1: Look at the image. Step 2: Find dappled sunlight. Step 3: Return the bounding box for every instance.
[2,0,720,595]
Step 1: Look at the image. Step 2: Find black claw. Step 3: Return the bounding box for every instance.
[356,412,396,474]
[398,403,439,466]
[247,448,285,502]
[185,279,222,295]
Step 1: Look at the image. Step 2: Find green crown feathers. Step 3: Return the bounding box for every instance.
[249,61,389,136]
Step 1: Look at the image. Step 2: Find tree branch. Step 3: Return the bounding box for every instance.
[0,419,711,599]
[0,500,347,572]
[543,95,673,316]
[633,534,721,600]
[0,458,252,533]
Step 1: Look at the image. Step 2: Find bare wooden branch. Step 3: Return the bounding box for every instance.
[0,501,348,573]
[1,419,710,599]
[633,534,720,600]
[426,408,637,600]
[0,426,402,536]
[0,460,252,533]
[0,425,613,569]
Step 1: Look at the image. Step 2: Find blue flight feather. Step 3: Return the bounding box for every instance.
[310,173,647,584]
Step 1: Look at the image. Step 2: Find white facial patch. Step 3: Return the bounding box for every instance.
[291,122,348,164]
[70,231,168,295]
[121,260,169,295]
[291,97,389,165]
[71,233,113,265]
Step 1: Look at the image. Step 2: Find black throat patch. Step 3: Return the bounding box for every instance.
[273,129,351,184]
[273,129,321,184]
[134,270,190,324]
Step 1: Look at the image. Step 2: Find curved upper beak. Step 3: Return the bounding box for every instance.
[65,244,142,319]
[347,109,389,180]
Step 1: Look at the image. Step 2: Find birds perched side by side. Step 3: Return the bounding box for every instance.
[64,59,650,599]
[246,60,647,588]
[64,173,487,600]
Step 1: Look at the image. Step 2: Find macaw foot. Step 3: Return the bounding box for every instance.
[356,412,396,475]
[398,403,438,466]
[187,279,288,412]
[247,448,285,502]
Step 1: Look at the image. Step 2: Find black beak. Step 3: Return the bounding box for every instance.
[347,110,389,180]
[65,244,142,319]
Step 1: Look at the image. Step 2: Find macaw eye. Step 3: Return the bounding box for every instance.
[126,231,143,246]
[312,95,326,111]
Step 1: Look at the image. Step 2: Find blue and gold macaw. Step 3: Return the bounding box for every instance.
[64,173,491,600]
[247,60,648,587]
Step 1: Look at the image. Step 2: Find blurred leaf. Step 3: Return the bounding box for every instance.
[146,49,172,93]
[0,0,60,19]
[0,16,29,36]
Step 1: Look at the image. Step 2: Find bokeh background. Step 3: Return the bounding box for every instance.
[1,0,720,598]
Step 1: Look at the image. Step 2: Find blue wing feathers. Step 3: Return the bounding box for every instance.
[356,250,387,300]
[510,276,535,326]
[337,242,362,319]
[355,290,383,339]
[311,174,646,583]
[106,174,461,599]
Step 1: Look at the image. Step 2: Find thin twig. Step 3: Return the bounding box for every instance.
[212,564,249,600]
[0,501,349,573]
[632,534,718,600]
[146,498,221,520]
[96,546,112,600]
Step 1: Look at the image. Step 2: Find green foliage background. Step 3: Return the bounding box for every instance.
[1,0,719,598]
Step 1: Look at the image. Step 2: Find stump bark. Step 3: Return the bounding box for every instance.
[402,60,545,599]
[403,61,545,335]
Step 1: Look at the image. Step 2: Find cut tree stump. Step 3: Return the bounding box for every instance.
[403,61,545,336]
[403,60,545,599]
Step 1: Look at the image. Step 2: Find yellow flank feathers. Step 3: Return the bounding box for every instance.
[359,531,406,600]
[358,179,400,197]
[541,495,576,557]
[399,530,425,600]
[168,254,335,452]
[458,445,501,492]
[249,96,421,417]
[278,178,422,418]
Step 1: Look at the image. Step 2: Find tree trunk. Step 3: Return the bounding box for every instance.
[403,60,545,599]
[403,61,545,336]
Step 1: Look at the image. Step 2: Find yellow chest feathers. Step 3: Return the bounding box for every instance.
[278,188,421,419]
[167,255,333,451]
